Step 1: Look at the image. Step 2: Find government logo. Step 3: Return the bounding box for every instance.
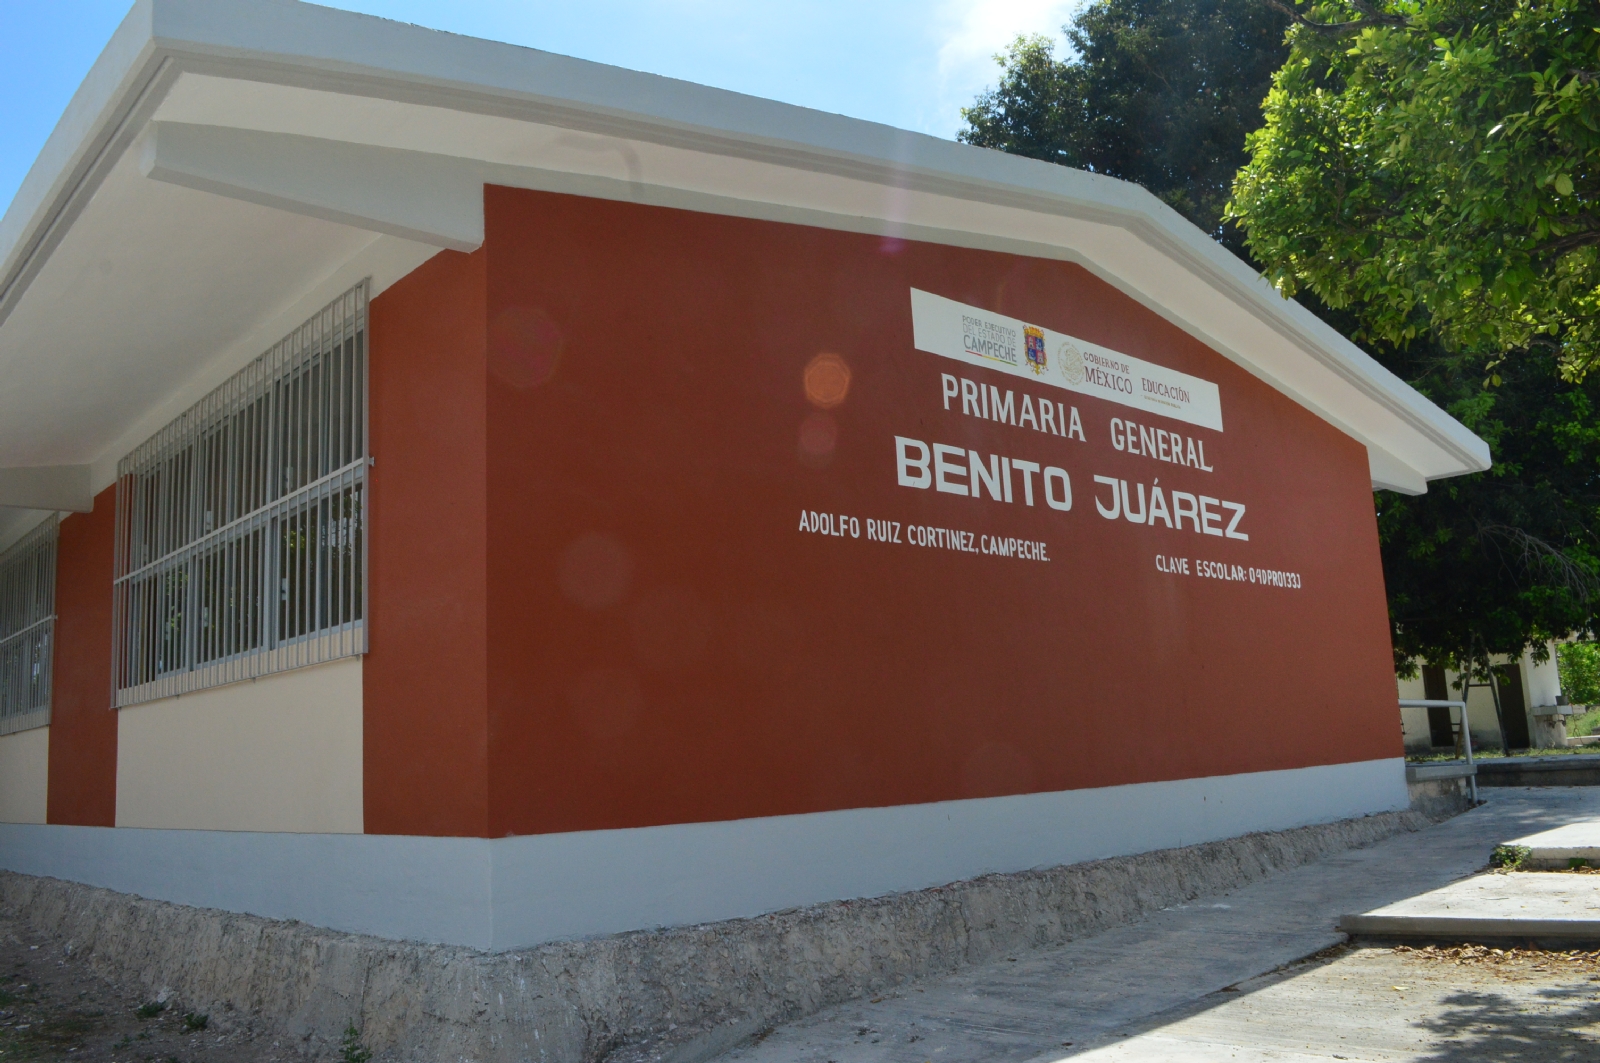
[1024,326,1047,374]
[1057,339,1085,386]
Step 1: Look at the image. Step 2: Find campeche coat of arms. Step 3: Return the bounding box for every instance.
[1023,325,1047,374]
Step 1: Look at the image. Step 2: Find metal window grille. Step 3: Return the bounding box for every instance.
[112,282,368,705]
[0,516,58,735]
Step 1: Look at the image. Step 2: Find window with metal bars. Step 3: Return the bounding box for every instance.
[0,516,57,735]
[112,282,368,705]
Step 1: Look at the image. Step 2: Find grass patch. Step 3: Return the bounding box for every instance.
[0,980,35,1010]
[1491,844,1533,870]
[23,1010,105,1046]
[0,1030,47,1061]
[136,1000,167,1020]
[340,1024,373,1063]
[1407,746,1593,763]
[1568,707,1600,738]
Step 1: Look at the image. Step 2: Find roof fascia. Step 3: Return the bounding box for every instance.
[0,1,173,330]
[0,509,59,557]
[141,122,483,251]
[147,0,1495,480]
[0,466,93,512]
[0,0,1490,487]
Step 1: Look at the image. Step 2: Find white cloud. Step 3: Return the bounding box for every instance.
[923,0,1080,136]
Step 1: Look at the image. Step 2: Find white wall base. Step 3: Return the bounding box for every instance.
[0,758,1406,950]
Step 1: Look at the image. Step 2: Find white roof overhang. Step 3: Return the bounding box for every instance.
[0,0,1489,546]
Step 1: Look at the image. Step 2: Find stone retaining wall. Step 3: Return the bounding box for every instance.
[0,807,1442,1063]
[1406,775,1475,819]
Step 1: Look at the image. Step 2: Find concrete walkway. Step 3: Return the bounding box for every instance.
[713,788,1600,1063]
[1053,942,1600,1061]
[1340,869,1600,941]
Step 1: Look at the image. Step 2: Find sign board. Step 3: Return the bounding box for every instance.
[909,288,1223,432]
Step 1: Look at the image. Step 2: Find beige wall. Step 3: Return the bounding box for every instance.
[116,657,363,833]
[0,726,49,824]
[1397,673,1430,751]
[1397,666,1512,752]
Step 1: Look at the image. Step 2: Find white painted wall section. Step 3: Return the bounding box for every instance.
[0,726,48,824]
[5,757,1405,950]
[115,657,362,833]
[487,758,1408,948]
[1397,673,1430,751]
[1525,642,1562,708]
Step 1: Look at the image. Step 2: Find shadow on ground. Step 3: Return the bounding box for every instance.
[1413,986,1600,1062]
[1055,942,1600,1062]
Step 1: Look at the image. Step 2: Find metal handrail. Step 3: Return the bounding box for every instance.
[1400,699,1478,802]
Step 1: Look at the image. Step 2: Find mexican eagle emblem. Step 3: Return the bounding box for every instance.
[1058,339,1086,386]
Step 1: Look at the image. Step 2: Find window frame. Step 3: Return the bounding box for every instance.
[0,515,59,735]
[111,282,369,706]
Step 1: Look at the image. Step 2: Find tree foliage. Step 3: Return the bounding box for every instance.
[1230,0,1600,378]
[1558,640,1600,705]
[1224,0,1600,666]
[1376,338,1600,665]
[959,0,1290,243]
[960,0,1600,669]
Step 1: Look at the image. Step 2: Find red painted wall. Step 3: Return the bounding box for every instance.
[47,488,116,826]
[468,187,1399,838]
[30,188,1396,842]
[363,248,491,837]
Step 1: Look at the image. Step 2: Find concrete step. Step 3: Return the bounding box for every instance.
[1515,820,1600,869]
[1340,871,1600,943]
[1476,753,1600,787]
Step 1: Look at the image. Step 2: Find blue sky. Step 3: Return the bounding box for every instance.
[0,0,1080,219]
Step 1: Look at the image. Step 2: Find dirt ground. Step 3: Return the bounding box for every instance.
[1374,941,1600,1058]
[4,906,1600,1062]
[0,912,359,1063]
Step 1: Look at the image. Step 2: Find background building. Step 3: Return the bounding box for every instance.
[1398,648,1569,753]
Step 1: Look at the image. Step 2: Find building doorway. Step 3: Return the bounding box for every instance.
[1495,664,1531,750]
[1422,664,1455,748]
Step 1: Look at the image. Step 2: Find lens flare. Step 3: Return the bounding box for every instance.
[489,306,563,388]
[798,410,838,467]
[803,352,852,409]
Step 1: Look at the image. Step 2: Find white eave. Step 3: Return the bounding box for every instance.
[0,0,1488,528]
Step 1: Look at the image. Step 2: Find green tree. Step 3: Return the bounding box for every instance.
[960,0,1291,244]
[961,0,1600,670]
[1376,339,1600,666]
[1557,640,1600,705]
[1225,0,1600,667]
[1229,0,1600,378]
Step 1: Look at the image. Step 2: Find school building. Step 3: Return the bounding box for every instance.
[1398,649,1572,753]
[0,0,1490,950]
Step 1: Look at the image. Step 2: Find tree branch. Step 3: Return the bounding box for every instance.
[1531,225,1600,262]
[1475,521,1600,606]
[1262,0,1408,38]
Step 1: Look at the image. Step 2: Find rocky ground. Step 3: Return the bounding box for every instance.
[0,912,364,1063]
[3,873,1598,1062]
